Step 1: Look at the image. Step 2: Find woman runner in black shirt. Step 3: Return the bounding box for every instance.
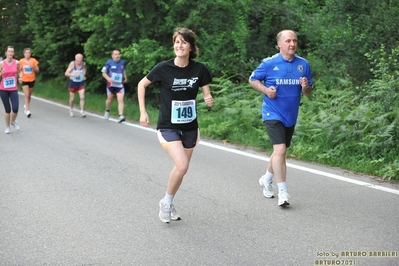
[138,28,214,223]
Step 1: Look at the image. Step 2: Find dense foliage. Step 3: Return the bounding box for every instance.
[1,0,398,179]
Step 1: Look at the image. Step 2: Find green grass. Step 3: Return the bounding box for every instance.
[31,78,159,123]
[31,77,399,181]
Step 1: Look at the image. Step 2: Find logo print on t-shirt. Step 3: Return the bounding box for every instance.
[172,77,199,91]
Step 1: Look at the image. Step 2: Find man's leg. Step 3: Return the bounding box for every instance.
[116,92,124,116]
[78,89,86,117]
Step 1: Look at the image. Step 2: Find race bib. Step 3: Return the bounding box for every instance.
[110,72,123,87]
[171,100,196,124]
[3,77,16,89]
[71,70,83,82]
[111,72,122,82]
[23,65,33,74]
[72,74,83,82]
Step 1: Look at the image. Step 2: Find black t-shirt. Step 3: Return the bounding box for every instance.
[146,59,212,130]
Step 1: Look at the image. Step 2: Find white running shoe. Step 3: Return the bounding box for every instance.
[170,204,181,221]
[26,110,31,118]
[80,110,86,117]
[159,199,171,223]
[104,111,109,120]
[70,110,74,117]
[11,121,19,131]
[278,190,290,206]
[117,115,126,123]
[5,127,10,134]
[259,175,274,198]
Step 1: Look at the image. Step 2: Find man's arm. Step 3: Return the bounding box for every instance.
[249,78,277,99]
[101,63,112,83]
[64,62,74,77]
[302,85,312,95]
[300,77,312,96]
[249,79,267,94]
[123,69,127,83]
[102,71,112,83]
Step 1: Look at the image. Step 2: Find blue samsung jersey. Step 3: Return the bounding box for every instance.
[101,59,125,88]
[250,53,312,127]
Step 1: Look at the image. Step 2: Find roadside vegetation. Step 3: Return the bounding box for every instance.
[3,0,399,180]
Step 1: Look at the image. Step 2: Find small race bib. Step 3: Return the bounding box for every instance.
[110,72,123,87]
[71,70,83,82]
[111,72,123,82]
[23,65,33,74]
[171,100,196,124]
[110,72,123,88]
[3,77,16,89]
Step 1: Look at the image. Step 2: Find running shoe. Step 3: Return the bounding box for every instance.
[170,204,181,221]
[117,115,126,123]
[259,175,274,198]
[4,127,10,134]
[104,111,109,120]
[159,199,171,223]
[70,110,74,117]
[278,190,290,206]
[11,121,19,131]
[80,110,86,117]
[26,110,31,118]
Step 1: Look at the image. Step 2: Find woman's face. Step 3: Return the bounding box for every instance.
[174,35,191,58]
[24,49,31,59]
[5,47,14,58]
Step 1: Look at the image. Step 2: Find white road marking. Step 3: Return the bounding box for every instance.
[31,94,399,196]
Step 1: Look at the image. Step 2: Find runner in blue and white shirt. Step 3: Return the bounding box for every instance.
[65,53,86,117]
[249,30,313,207]
[101,49,127,123]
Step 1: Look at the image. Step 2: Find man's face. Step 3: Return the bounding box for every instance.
[112,50,121,62]
[75,54,83,63]
[278,31,297,59]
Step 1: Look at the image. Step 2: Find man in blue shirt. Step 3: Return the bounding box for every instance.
[249,30,313,206]
[101,49,127,123]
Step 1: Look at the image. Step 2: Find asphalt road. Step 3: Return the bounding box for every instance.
[0,94,398,266]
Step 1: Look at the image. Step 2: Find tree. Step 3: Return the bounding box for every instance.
[302,0,399,85]
[25,0,84,78]
[0,0,27,58]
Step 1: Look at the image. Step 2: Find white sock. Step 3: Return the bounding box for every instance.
[277,182,287,192]
[163,193,174,204]
[264,170,274,183]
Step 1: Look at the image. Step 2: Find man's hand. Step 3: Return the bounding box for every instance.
[266,86,277,98]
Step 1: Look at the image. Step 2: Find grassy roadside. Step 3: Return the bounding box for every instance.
[29,78,159,123]
[29,78,399,181]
